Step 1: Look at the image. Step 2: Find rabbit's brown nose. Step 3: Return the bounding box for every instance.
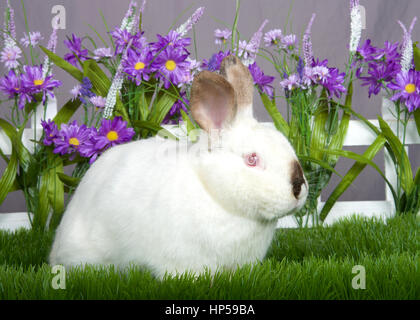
[291,161,305,199]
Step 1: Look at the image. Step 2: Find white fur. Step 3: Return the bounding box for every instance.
[50,91,308,279]
[49,114,307,278]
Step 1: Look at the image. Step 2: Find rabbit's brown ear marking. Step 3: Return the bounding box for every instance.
[220,55,253,110]
[191,70,237,132]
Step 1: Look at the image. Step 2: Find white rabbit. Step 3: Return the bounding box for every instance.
[49,56,308,278]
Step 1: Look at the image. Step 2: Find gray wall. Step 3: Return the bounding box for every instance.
[1,0,419,212]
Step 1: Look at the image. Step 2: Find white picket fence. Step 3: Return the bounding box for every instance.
[0,98,419,230]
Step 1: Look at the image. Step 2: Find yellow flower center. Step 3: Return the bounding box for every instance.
[405,83,416,94]
[135,62,145,70]
[34,79,44,86]
[165,60,176,71]
[69,137,79,146]
[223,39,226,44]
[107,130,119,141]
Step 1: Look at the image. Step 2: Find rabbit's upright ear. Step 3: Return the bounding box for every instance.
[191,70,237,132]
[220,55,254,116]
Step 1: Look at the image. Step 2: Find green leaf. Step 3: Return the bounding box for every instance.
[319,135,388,222]
[339,104,381,136]
[297,155,342,178]
[113,93,131,126]
[98,9,115,50]
[180,109,199,142]
[413,108,420,137]
[86,23,108,47]
[0,148,18,206]
[53,98,82,127]
[83,60,111,97]
[328,81,353,164]
[414,167,420,186]
[136,89,150,121]
[323,148,396,199]
[310,89,329,161]
[34,171,51,231]
[260,92,289,136]
[40,46,84,82]
[48,157,65,230]
[0,118,32,171]
[231,0,240,52]
[132,120,178,140]
[413,42,420,70]
[57,172,81,188]
[378,117,413,195]
[148,92,177,125]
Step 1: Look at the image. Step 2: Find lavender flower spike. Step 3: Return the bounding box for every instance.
[42,28,59,78]
[176,7,205,37]
[140,0,147,14]
[398,17,417,72]
[3,0,16,48]
[120,0,138,33]
[103,39,133,119]
[303,13,316,67]
[349,0,362,53]
[242,19,269,66]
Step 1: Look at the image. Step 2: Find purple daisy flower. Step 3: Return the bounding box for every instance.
[322,67,346,98]
[0,69,33,109]
[64,34,89,66]
[181,58,202,85]
[281,34,297,49]
[53,121,94,159]
[248,62,275,98]
[111,28,147,55]
[85,117,135,163]
[280,74,301,91]
[153,47,191,89]
[359,61,401,97]
[90,96,107,109]
[162,92,189,124]
[202,50,231,72]
[41,119,59,146]
[151,30,191,54]
[311,58,329,68]
[214,29,232,46]
[0,69,21,98]
[388,69,420,112]
[305,65,330,83]
[264,29,282,47]
[70,84,82,100]
[356,39,377,61]
[373,41,400,62]
[123,47,153,85]
[20,31,44,47]
[0,46,22,69]
[93,47,113,60]
[238,40,257,62]
[20,65,62,104]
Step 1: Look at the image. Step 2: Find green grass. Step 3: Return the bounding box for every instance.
[0,215,418,299]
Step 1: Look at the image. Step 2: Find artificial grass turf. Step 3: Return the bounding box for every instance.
[0,215,418,299]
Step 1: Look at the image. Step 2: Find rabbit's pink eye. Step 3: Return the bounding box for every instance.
[244,152,259,167]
